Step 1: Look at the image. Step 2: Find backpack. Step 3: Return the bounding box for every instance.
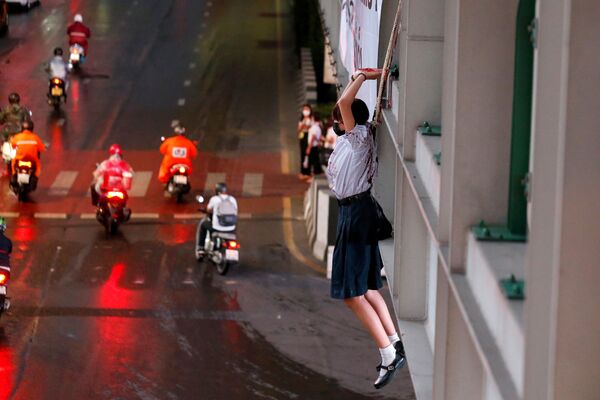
[215,196,238,227]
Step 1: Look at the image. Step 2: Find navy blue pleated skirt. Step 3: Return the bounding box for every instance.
[331,193,383,299]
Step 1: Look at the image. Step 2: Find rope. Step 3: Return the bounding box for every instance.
[372,0,403,128]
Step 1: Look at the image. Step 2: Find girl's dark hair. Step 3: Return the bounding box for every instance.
[312,112,321,122]
[332,100,370,125]
[351,99,369,125]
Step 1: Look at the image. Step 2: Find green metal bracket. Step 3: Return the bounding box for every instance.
[472,220,526,242]
[433,151,441,166]
[499,274,526,300]
[472,0,534,242]
[390,64,399,80]
[417,121,442,136]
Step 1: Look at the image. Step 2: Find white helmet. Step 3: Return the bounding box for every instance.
[74,14,83,23]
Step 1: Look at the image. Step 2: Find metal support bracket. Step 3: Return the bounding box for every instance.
[472,220,527,242]
[499,274,526,300]
[417,121,442,136]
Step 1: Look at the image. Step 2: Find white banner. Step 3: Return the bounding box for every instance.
[339,0,382,117]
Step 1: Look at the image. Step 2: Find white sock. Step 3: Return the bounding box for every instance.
[388,333,400,345]
[378,344,396,378]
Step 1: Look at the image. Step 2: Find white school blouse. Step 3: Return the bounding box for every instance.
[326,124,377,200]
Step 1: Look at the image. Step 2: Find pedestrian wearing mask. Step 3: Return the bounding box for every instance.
[297,104,313,180]
[326,69,406,389]
[303,113,323,178]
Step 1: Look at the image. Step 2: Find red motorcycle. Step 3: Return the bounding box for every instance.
[166,163,191,203]
[96,189,131,234]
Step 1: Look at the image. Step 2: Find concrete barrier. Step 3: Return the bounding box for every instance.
[307,178,329,247]
[312,188,339,260]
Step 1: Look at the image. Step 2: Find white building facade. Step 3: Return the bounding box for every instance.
[319,0,600,399]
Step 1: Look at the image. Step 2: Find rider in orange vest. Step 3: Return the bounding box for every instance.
[10,120,45,178]
[158,121,197,184]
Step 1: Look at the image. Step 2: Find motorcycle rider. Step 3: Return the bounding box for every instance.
[46,47,69,94]
[67,14,91,56]
[91,144,134,208]
[0,92,30,141]
[9,120,45,191]
[0,217,12,271]
[158,120,197,184]
[196,182,238,256]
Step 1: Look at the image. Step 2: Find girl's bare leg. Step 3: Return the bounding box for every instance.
[344,295,390,349]
[364,289,397,336]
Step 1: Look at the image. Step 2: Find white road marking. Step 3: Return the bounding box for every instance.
[193,48,199,53]
[129,171,153,197]
[131,213,160,219]
[0,212,19,218]
[49,171,78,196]
[34,213,68,219]
[189,63,196,69]
[242,173,263,197]
[184,80,191,87]
[204,172,226,193]
[80,213,97,219]
[204,11,210,17]
[178,98,186,106]
[174,213,203,219]
[207,2,212,7]
[238,213,252,219]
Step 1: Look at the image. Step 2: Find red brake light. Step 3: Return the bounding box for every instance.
[107,191,124,199]
[228,241,239,249]
[17,160,32,168]
[179,166,186,174]
[53,78,61,85]
[0,272,9,285]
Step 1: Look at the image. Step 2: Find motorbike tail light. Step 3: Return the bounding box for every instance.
[179,166,186,174]
[53,78,62,85]
[17,160,31,168]
[107,191,124,199]
[227,241,239,249]
[0,271,9,285]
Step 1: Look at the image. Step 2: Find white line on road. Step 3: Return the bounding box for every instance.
[178,98,186,106]
[80,213,97,219]
[189,63,196,69]
[238,213,253,219]
[242,173,263,197]
[174,213,203,220]
[193,48,199,53]
[131,213,160,219]
[129,171,152,197]
[49,171,78,196]
[204,11,210,17]
[34,213,68,219]
[0,212,19,218]
[204,172,226,194]
[184,80,191,87]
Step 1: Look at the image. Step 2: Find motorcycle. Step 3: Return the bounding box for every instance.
[96,188,131,234]
[0,266,10,320]
[68,44,85,72]
[10,157,37,201]
[160,136,192,203]
[194,196,240,275]
[47,77,66,111]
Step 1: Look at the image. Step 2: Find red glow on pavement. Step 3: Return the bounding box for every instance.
[50,121,63,152]
[98,263,132,309]
[0,343,15,399]
[13,217,36,244]
[70,79,80,113]
[158,224,194,245]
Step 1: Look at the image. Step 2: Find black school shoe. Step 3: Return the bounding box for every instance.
[375,341,407,371]
[374,350,406,389]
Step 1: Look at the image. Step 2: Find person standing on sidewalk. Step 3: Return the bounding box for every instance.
[297,104,313,180]
[326,69,406,389]
[303,112,323,177]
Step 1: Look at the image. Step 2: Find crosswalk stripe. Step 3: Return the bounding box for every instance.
[80,213,97,219]
[34,213,68,219]
[174,213,203,219]
[0,212,19,218]
[49,171,78,196]
[204,172,226,193]
[129,171,153,197]
[131,213,160,219]
[242,173,263,197]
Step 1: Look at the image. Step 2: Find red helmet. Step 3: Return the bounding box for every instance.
[109,144,122,156]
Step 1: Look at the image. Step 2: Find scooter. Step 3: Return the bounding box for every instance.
[68,44,85,72]
[194,196,240,275]
[160,136,192,203]
[96,188,131,234]
[47,77,66,111]
[0,266,10,320]
[10,157,38,202]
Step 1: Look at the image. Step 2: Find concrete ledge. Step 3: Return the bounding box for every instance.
[415,132,441,215]
[305,177,329,247]
[465,233,525,396]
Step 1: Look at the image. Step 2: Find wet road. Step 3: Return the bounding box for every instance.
[0,1,414,399]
